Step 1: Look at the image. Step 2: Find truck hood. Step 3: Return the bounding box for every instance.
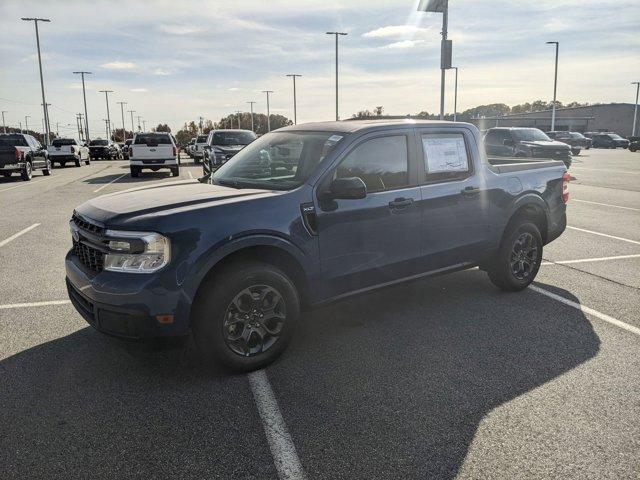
[214,145,245,154]
[76,180,274,226]
[520,140,570,149]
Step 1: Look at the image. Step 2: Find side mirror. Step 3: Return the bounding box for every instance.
[329,177,367,200]
[503,139,515,146]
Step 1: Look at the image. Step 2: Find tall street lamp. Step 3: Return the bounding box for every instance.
[247,101,256,132]
[417,0,450,120]
[546,41,559,131]
[116,101,127,141]
[326,32,347,121]
[99,90,114,139]
[262,90,274,132]
[452,66,459,122]
[286,74,302,124]
[632,81,640,137]
[127,110,135,137]
[21,17,51,145]
[1,111,7,133]
[73,71,92,142]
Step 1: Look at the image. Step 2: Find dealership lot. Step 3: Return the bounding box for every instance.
[1,150,639,479]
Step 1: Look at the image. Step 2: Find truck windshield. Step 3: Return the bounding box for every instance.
[52,139,77,146]
[134,133,172,145]
[512,129,551,142]
[90,140,108,146]
[0,135,28,147]
[608,134,624,140]
[211,131,257,146]
[570,133,586,139]
[212,131,344,191]
[197,135,208,143]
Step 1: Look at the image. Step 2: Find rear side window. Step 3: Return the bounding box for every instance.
[485,129,510,146]
[134,134,172,145]
[0,135,28,147]
[422,133,471,182]
[336,135,408,193]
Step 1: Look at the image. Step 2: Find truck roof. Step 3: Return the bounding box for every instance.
[279,119,469,134]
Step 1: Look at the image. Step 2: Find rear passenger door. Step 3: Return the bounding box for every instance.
[28,136,46,167]
[416,128,490,270]
[315,131,422,298]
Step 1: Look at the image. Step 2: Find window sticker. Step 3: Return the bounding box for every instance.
[422,135,469,173]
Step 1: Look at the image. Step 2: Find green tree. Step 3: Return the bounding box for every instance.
[154,123,171,133]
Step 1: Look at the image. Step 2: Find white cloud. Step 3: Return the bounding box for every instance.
[382,40,419,49]
[362,25,428,39]
[158,24,207,36]
[131,88,148,92]
[227,87,241,91]
[153,68,172,76]
[101,61,136,70]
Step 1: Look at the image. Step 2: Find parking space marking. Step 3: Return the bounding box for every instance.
[248,370,306,480]
[93,173,127,193]
[0,299,70,310]
[530,285,640,337]
[567,226,640,245]
[541,253,640,266]
[572,199,640,212]
[188,171,193,179]
[0,223,40,248]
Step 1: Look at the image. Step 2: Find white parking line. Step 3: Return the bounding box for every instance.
[248,370,306,480]
[94,173,127,193]
[0,223,40,248]
[530,285,640,337]
[542,254,640,266]
[572,199,640,212]
[188,171,193,179]
[0,299,71,310]
[567,226,640,246]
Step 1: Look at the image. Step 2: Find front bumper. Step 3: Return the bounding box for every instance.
[65,250,190,339]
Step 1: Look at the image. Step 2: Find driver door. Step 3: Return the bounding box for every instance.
[315,131,422,299]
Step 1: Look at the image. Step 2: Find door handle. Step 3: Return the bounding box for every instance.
[388,197,414,209]
[461,186,480,196]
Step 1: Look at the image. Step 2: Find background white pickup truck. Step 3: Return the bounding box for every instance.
[47,138,90,167]
[128,132,180,177]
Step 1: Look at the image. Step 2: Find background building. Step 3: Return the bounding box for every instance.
[471,103,637,136]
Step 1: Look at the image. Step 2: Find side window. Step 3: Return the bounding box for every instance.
[485,130,498,145]
[335,135,408,193]
[422,133,471,182]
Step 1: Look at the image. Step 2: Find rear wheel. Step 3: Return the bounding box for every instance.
[171,166,180,177]
[75,157,81,167]
[42,159,52,176]
[2,172,11,178]
[61,161,66,168]
[85,158,91,165]
[21,160,33,181]
[192,262,300,372]
[487,222,543,292]
[130,166,140,177]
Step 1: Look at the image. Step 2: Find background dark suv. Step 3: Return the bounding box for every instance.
[546,131,591,155]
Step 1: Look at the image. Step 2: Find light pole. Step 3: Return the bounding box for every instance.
[116,101,127,142]
[1,111,7,133]
[142,120,147,132]
[286,74,302,124]
[417,0,450,120]
[546,41,559,131]
[262,90,274,131]
[326,32,347,121]
[103,119,109,138]
[21,17,51,145]
[453,66,458,122]
[247,101,256,132]
[137,115,142,132]
[99,90,114,139]
[128,110,135,137]
[236,110,242,129]
[73,71,92,142]
[25,116,31,133]
[632,81,640,137]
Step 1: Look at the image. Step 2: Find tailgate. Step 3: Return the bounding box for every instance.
[48,146,73,156]
[130,145,174,159]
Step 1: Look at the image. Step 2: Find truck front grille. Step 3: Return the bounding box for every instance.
[73,240,105,272]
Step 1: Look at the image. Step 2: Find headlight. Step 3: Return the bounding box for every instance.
[103,230,170,273]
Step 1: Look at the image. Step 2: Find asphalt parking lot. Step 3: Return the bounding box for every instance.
[1,150,639,479]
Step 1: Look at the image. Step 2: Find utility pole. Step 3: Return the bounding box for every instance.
[246,101,256,132]
[76,114,83,141]
[103,119,109,138]
[453,66,458,122]
[632,81,640,137]
[326,32,347,121]
[137,115,142,132]
[25,116,31,133]
[22,17,51,145]
[116,101,127,142]
[56,122,60,136]
[236,110,242,129]
[142,120,147,132]
[99,90,114,139]
[128,110,135,137]
[1,111,7,133]
[262,90,273,132]
[286,74,302,124]
[546,41,559,131]
[19,121,23,133]
[73,71,92,142]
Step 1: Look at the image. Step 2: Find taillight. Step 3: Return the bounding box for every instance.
[562,172,570,203]
[15,148,21,162]
[172,146,177,157]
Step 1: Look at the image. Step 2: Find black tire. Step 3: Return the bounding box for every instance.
[171,166,180,177]
[130,166,140,177]
[61,161,66,168]
[21,160,33,181]
[487,222,543,292]
[85,158,91,165]
[2,172,11,178]
[75,158,81,167]
[42,159,52,176]
[192,262,300,372]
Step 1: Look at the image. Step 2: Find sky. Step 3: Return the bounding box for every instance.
[1,0,639,137]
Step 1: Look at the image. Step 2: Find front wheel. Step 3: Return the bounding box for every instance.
[42,159,52,176]
[192,262,300,372]
[130,166,140,177]
[487,222,543,292]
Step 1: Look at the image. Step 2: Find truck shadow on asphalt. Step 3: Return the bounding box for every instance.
[0,270,599,479]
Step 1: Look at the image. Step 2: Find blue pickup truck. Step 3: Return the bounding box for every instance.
[65,120,569,371]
